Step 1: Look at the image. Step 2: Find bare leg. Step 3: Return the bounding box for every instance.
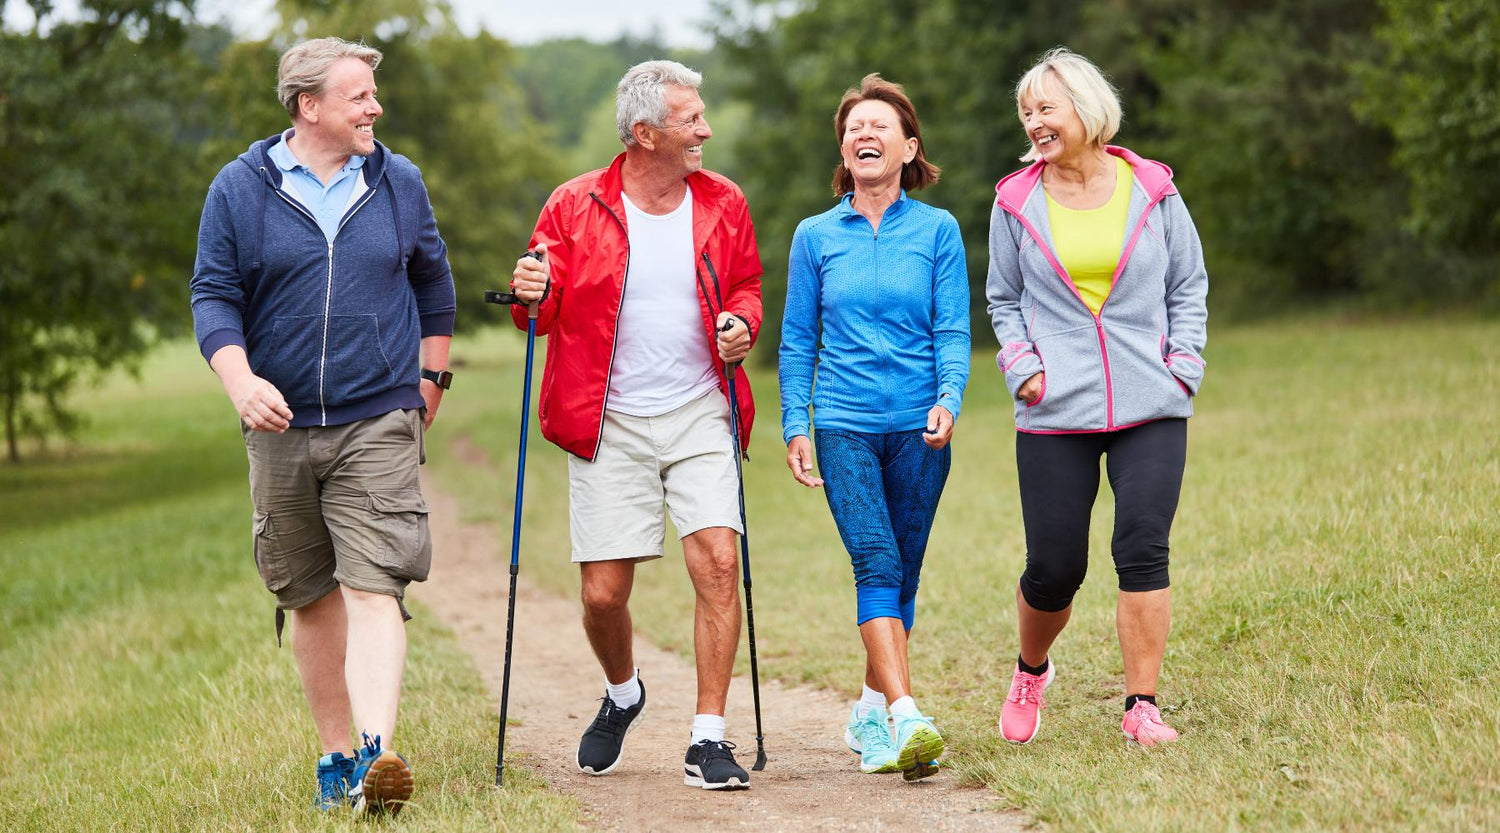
[341,586,406,746]
[859,617,911,702]
[1118,588,1171,695]
[579,559,637,685]
[290,588,352,755]
[682,527,741,716]
[1017,583,1072,668]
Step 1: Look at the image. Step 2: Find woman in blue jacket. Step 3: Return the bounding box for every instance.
[779,74,970,781]
[987,49,1208,748]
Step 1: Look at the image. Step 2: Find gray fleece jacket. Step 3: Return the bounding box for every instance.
[986,146,1208,434]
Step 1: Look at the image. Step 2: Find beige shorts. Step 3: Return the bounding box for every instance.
[568,391,742,562]
[243,408,431,610]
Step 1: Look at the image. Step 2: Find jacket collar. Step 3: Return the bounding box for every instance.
[242,132,388,189]
[594,152,735,251]
[835,188,910,223]
[995,145,1175,211]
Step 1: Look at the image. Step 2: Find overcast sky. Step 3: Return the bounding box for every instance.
[3,0,720,47]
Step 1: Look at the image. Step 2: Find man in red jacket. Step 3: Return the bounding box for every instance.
[508,60,762,790]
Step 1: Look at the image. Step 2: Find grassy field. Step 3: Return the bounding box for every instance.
[0,342,580,832]
[431,316,1499,832]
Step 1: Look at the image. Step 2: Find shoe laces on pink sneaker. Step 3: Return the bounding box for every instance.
[1122,701,1178,747]
[999,664,1053,744]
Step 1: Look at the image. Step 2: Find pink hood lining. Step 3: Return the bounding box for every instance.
[995,145,1176,210]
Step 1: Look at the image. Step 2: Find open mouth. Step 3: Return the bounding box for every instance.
[856,148,882,161]
[356,124,374,135]
[687,145,702,155]
[1035,133,1058,147]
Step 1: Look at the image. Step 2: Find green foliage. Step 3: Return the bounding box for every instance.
[0,1,217,461]
[1355,0,1500,298]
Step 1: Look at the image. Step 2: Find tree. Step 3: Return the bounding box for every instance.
[0,1,218,461]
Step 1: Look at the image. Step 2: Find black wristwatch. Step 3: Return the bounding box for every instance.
[421,368,453,390]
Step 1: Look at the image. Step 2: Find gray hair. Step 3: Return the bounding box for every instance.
[615,60,703,146]
[277,37,383,121]
[1014,47,1122,163]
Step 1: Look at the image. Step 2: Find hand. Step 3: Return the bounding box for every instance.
[922,404,954,450]
[510,243,550,304]
[419,380,443,429]
[786,435,823,487]
[1018,372,1045,405]
[226,372,292,432]
[715,312,750,365]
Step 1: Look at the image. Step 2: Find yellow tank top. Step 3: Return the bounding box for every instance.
[1046,156,1133,316]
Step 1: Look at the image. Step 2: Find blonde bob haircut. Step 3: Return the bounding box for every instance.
[1014,47,1121,163]
[277,37,383,121]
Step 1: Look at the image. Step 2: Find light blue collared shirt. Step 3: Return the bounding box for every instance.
[267,129,369,243]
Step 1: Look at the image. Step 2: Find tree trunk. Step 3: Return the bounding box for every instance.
[5,390,16,464]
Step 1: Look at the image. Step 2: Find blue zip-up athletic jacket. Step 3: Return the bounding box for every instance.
[779,192,971,443]
[190,135,456,428]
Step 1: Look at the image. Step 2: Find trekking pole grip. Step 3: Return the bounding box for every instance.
[484,251,544,319]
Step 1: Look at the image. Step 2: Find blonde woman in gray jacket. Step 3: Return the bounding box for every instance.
[986,48,1208,748]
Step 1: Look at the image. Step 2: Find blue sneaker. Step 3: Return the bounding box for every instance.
[349,733,414,817]
[314,751,356,810]
[851,706,900,774]
[894,712,945,782]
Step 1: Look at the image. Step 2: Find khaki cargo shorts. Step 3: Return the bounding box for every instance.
[243,408,431,614]
[568,391,742,562]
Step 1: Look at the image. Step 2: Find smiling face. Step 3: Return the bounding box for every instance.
[303,57,382,158]
[839,99,918,192]
[1019,72,1089,165]
[643,84,712,176]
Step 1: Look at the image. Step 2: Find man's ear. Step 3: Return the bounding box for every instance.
[632,122,657,151]
[298,92,320,124]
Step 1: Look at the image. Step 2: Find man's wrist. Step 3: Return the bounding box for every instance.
[421,368,453,390]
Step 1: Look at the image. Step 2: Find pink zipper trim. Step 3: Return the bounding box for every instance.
[1165,352,1204,366]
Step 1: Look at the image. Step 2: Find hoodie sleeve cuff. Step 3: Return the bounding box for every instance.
[420,311,456,338]
[199,328,246,364]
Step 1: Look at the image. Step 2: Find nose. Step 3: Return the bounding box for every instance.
[698,116,712,140]
[370,97,383,118]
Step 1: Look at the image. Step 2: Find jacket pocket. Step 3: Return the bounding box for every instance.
[323,314,397,404]
[256,315,323,406]
[1107,323,1191,426]
[366,489,432,581]
[1022,325,1102,429]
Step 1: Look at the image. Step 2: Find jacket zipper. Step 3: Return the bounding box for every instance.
[588,192,631,462]
[273,179,381,426]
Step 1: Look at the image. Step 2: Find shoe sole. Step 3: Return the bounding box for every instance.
[683,764,750,790]
[896,726,945,781]
[577,702,646,776]
[1121,728,1179,747]
[860,757,901,774]
[1001,663,1056,745]
[353,752,413,817]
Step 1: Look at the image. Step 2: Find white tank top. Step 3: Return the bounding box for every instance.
[607,186,719,416]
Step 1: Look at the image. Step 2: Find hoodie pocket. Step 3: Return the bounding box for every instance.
[1024,325,1102,427]
[323,314,397,404]
[1108,324,1190,425]
[257,315,323,406]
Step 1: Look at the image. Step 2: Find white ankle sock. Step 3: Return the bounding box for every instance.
[605,669,641,709]
[857,684,886,718]
[690,713,726,744]
[888,695,919,719]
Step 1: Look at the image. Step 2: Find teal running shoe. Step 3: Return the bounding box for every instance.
[854,706,900,773]
[894,712,945,782]
[313,751,356,810]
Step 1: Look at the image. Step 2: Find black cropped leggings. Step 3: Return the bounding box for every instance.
[1015,418,1186,612]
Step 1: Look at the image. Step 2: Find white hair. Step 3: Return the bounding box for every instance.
[277,37,383,121]
[1014,47,1122,163]
[615,60,703,146]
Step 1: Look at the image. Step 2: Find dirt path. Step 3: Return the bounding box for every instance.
[412,465,1023,832]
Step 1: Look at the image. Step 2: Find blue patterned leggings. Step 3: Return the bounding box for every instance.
[815,428,951,629]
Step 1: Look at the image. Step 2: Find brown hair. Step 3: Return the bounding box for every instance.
[831,74,941,197]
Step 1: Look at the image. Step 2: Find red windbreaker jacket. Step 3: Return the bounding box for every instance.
[513,153,764,460]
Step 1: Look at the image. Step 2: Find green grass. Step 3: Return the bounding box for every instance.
[0,341,580,832]
[431,317,1500,832]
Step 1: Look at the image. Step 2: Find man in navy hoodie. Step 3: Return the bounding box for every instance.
[190,37,455,816]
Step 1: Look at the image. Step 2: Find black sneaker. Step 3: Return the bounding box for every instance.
[576,678,646,775]
[683,740,750,790]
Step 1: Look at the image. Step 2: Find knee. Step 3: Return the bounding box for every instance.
[581,578,631,619]
[694,549,740,603]
[1020,552,1087,612]
[1114,543,1170,592]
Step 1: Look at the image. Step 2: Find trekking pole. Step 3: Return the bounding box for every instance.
[483,251,542,787]
[719,321,768,771]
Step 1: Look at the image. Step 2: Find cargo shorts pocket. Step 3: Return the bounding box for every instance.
[252,511,293,593]
[366,489,432,581]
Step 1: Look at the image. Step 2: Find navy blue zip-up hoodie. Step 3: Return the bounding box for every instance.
[190,135,456,428]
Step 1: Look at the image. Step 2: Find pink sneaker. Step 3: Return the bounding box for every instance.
[1121,701,1179,747]
[999,662,1055,744]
